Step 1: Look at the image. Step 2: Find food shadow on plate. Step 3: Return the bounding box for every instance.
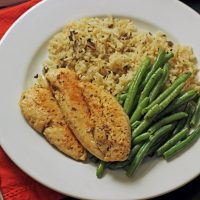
[106,156,161,182]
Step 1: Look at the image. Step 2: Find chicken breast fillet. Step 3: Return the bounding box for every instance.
[81,82,131,161]
[46,68,131,162]
[19,85,87,161]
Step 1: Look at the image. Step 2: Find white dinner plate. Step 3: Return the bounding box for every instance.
[0,0,200,199]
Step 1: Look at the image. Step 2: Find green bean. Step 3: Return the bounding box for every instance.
[108,160,130,170]
[162,64,170,83]
[119,81,133,99]
[130,94,140,115]
[127,124,174,176]
[184,102,195,128]
[131,121,141,130]
[124,57,151,115]
[157,127,189,156]
[172,90,197,108]
[96,161,106,178]
[118,93,127,101]
[172,118,187,135]
[132,132,151,145]
[130,97,149,124]
[142,72,192,114]
[132,119,153,138]
[128,144,143,160]
[148,135,169,156]
[148,123,177,157]
[132,123,175,148]
[190,96,200,127]
[132,108,187,139]
[148,112,188,135]
[149,63,169,103]
[162,52,174,64]
[144,104,160,120]
[142,49,165,87]
[158,90,197,118]
[163,125,200,160]
[124,81,133,93]
[132,123,175,145]
[117,93,128,106]
[108,144,142,170]
[145,83,185,119]
[171,104,187,135]
[138,68,163,104]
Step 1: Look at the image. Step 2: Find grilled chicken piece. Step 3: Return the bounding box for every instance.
[46,69,105,160]
[81,82,131,161]
[46,68,131,161]
[19,85,87,161]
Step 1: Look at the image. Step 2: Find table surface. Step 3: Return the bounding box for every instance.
[63,1,200,200]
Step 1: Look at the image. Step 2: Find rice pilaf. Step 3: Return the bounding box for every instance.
[43,17,200,95]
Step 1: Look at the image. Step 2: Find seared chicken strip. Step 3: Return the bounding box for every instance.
[46,68,131,161]
[19,85,87,161]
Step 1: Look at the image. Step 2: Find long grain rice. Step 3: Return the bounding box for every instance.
[43,17,200,95]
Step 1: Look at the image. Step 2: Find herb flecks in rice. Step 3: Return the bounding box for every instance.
[43,17,200,96]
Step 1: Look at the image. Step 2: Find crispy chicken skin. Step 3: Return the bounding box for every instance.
[19,85,87,161]
[46,68,131,161]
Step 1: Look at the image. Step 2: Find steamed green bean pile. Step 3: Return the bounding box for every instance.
[92,49,200,178]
